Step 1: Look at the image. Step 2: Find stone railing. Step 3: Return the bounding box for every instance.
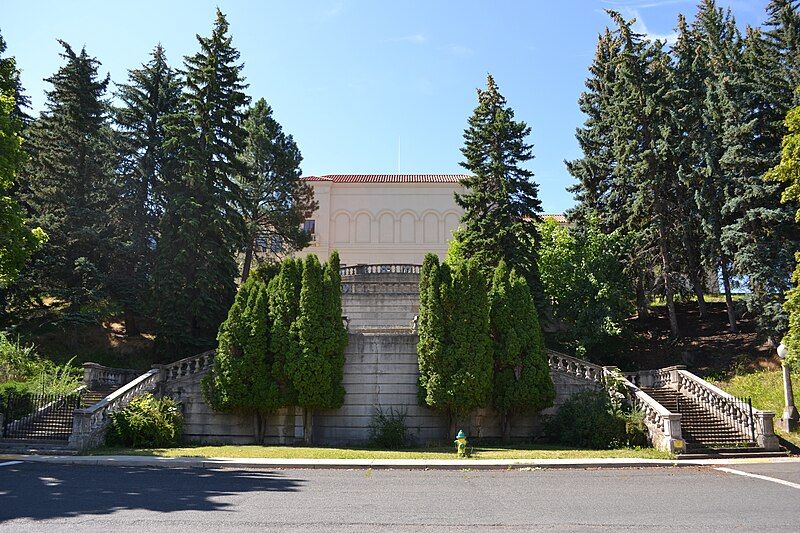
[675,369,778,450]
[82,362,142,390]
[157,350,215,383]
[340,264,421,277]
[605,368,683,453]
[546,350,604,384]
[68,368,161,451]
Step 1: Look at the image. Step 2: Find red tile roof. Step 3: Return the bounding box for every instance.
[541,213,568,223]
[303,174,468,183]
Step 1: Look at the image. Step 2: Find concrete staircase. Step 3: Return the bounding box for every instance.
[641,387,784,457]
[341,271,419,331]
[0,384,119,454]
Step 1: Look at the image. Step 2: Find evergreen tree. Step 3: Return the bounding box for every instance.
[289,252,347,443]
[112,44,183,335]
[23,41,116,309]
[766,96,800,367]
[237,98,315,281]
[489,261,554,441]
[0,31,46,288]
[417,256,492,437]
[268,257,302,405]
[453,74,544,307]
[201,267,281,442]
[152,9,250,357]
[605,11,684,337]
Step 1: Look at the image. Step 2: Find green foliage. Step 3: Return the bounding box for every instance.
[106,393,183,448]
[0,332,81,393]
[369,406,412,449]
[237,98,315,280]
[289,252,347,411]
[544,390,647,449]
[111,44,183,334]
[417,255,493,422]
[0,31,46,288]
[489,261,555,439]
[768,97,800,367]
[19,40,114,309]
[152,9,250,358]
[454,74,543,306]
[537,219,633,359]
[201,270,281,415]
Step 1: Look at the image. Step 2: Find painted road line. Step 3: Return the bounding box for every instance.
[715,467,800,490]
[0,461,23,468]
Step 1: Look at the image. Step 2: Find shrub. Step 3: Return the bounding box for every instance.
[106,393,183,448]
[0,333,82,394]
[369,406,412,449]
[545,390,648,449]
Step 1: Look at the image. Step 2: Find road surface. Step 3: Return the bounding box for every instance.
[1,460,798,531]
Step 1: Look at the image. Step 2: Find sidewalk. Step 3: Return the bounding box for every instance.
[3,453,800,470]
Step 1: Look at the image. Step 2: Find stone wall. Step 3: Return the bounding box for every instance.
[341,271,419,331]
[163,332,600,445]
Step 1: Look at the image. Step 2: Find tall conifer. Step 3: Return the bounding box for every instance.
[152,9,250,356]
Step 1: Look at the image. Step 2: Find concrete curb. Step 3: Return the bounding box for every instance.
[2,454,800,471]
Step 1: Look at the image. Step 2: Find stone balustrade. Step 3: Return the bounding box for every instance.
[340,264,421,277]
[82,362,142,390]
[546,350,604,384]
[68,368,161,451]
[157,350,215,383]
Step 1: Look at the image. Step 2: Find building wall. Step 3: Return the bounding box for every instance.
[297,181,466,266]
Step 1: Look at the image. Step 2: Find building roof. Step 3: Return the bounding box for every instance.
[541,213,568,224]
[302,174,468,184]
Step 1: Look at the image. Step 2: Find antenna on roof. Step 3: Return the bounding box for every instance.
[397,135,401,174]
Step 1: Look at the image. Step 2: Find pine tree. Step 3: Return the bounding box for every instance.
[152,9,250,357]
[238,98,315,281]
[112,44,183,335]
[489,261,554,441]
[454,74,544,307]
[23,41,116,310]
[0,31,46,288]
[605,11,684,337]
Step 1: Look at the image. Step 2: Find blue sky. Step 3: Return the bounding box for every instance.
[3,0,770,212]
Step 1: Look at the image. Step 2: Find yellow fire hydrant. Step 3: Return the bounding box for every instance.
[454,429,468,457]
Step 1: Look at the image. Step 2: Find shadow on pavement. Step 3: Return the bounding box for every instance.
[0,463,304,522]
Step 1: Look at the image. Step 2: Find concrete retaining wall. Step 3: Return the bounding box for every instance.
[164,332,600,446]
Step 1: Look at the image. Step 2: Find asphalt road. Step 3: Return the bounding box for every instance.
[1,461,799,532]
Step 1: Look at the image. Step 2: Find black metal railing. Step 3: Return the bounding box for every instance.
[1,392,83,441]
[339,264,421,277]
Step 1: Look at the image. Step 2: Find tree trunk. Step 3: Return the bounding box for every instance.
[303,407,313,445]
[241,240,254,282]
[635,274,649,320]
[448,412,458,443]
[255,412,265,444]
[658,231,680,338]
[691,276,708,319]
[720,262,739,333]
[500,412,511,444]
[124,307,139,336]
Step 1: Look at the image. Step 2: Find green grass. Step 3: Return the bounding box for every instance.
[712,368,800,447]
[89,444,671,460]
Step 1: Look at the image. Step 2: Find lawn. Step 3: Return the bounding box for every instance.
[90,444,672,460]
[712,368,800,448]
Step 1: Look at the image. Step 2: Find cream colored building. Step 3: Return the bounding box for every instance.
[296,174,466,266]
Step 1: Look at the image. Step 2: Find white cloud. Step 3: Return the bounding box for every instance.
[624,8,679,45]
[384,34,427,45]
[441,44,473,56]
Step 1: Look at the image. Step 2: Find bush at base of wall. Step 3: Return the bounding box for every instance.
[106,393,183,448]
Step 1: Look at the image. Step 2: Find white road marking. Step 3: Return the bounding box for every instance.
[0,461,22,468]
[715,467,800,490]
